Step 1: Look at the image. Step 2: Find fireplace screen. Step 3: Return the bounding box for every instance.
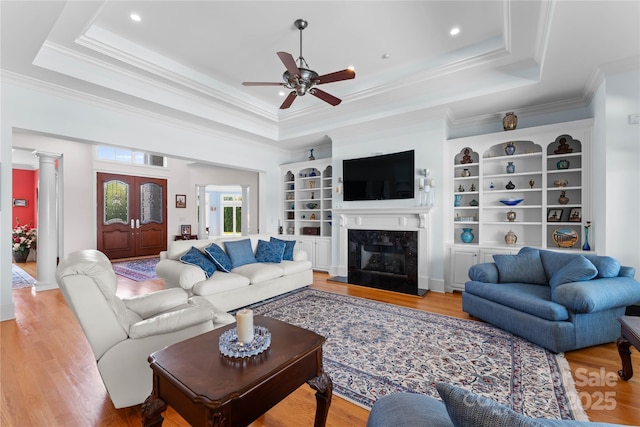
[348,229,422,295]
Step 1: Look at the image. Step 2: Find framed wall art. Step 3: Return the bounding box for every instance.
[175,194,186,208]
[568,207,582,222]
[180,224,191,236]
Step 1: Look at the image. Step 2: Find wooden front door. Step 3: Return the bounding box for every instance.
[97,173,167,259]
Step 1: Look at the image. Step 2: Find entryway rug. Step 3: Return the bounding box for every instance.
[12,264,35,289]
[249,288,587,420]
[112,257,160,282]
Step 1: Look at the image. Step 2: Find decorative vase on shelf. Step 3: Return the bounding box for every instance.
[505,180,515,190]
[506,161,515,174]
[556,159,570,170]
[558,190,569,205]
[505,230,518,245]
[582,222,591,251]
[308,148,315,160]
[504,142,517,155]
[454,194,463,207]
[506,210,516,222]
[12,249,29,263]
[460,228,474,243]
[503,112,518,131]
[461,168,470,177]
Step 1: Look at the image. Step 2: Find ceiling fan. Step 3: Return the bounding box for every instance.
[242,19,355,109]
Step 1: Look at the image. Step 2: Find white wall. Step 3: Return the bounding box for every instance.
[329,117,447,290]
[591,69,640,270]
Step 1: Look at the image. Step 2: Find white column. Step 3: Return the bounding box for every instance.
[34,151,61,292]
[241,185,249,235]
[197,185,207,239]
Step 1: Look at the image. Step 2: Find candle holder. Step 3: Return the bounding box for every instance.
[219,326,271,358]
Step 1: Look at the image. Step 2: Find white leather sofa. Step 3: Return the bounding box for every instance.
[156,234,313,312]
[55,249,235,408]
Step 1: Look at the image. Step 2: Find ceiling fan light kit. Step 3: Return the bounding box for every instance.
[242,19,355,109]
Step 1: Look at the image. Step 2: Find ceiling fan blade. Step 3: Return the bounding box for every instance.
[242,82,286,86]
[277,51,301,78]
[310,88,342,106]
[280,91,297,109]
[316,69,356,85]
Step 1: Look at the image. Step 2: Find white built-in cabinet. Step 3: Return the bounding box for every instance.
[445,119,592,291]
[280,158,332,271]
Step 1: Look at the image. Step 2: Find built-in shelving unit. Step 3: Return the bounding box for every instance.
[280,158,333,271]
[445,119,592,291]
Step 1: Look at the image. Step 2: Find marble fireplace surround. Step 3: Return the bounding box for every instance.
[333,207,432,292]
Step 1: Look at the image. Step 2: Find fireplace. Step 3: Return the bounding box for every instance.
[334,207,431,296]
[348,229,423,295]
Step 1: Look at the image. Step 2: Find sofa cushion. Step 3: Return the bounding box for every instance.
[280,260,313,275]
[191,272,251,296]
[436,383,540,427]
[464,281,569,321]
[224,239,257,268]
[549,255,597,296]
[179,247,217,278]
[232,263,284,283]
[493,250,547,285]
[271,237,296,261]
[583,255,621,278]
[204,243,233,273]
[255,239,285,263]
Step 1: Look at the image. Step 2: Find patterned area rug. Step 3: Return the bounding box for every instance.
[12,264,35,289]
[250,288,587,420]
[112,257,160,281]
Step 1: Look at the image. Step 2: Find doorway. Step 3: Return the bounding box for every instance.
[97,173,167,259]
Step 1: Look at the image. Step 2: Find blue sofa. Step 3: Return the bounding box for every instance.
[367,383,623,426]
[461,247,640,353]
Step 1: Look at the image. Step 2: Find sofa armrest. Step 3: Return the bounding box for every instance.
[293,249,308,262]
[122,288,189,319]
[155,259,206,290]
[189,296,235,327]
[619,266,637,278]
[128,305,213,339]
[468,263,499,284]
[553,277,640,313]
[159,251,168,261]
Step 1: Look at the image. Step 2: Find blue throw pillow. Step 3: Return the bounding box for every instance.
[224,239,257,268]
[179,246,217,278]
[583,255,621,278]
[255,239,286,263]
[271,237,296,261]
[436,383,539,427]
[204,243,233,273]
[493,250,547,285]
[549,255,597,289]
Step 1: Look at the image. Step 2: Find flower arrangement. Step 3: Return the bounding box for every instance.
[12,218,37,253]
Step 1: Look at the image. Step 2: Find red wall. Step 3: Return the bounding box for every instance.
[12,169,38,228]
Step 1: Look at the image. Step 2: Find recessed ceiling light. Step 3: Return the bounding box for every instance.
[130,13,141,22]
[450,27,460,36]
[382,53,390,60]
[278,91,286,97]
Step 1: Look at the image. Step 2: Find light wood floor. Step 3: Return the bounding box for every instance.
[3,262,639,426]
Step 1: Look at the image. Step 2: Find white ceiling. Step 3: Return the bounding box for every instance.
[1,1,639,150]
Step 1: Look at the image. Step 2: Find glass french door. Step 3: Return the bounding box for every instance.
[97,173,167,259]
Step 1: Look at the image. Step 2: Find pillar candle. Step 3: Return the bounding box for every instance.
[236,309,254,344]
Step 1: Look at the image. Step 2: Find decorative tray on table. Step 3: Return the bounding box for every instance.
[219,326,271,358]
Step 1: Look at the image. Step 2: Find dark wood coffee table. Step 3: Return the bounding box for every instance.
[616,315,640,380]
[141,315,332,427]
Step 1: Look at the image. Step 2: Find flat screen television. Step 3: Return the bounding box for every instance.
[343,150,415,201]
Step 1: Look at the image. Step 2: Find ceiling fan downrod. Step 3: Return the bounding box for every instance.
[294,19,310,69]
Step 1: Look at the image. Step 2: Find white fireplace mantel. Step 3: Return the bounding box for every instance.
[333,207,432,291]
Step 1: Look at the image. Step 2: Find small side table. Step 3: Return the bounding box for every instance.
[616,316,640,380]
